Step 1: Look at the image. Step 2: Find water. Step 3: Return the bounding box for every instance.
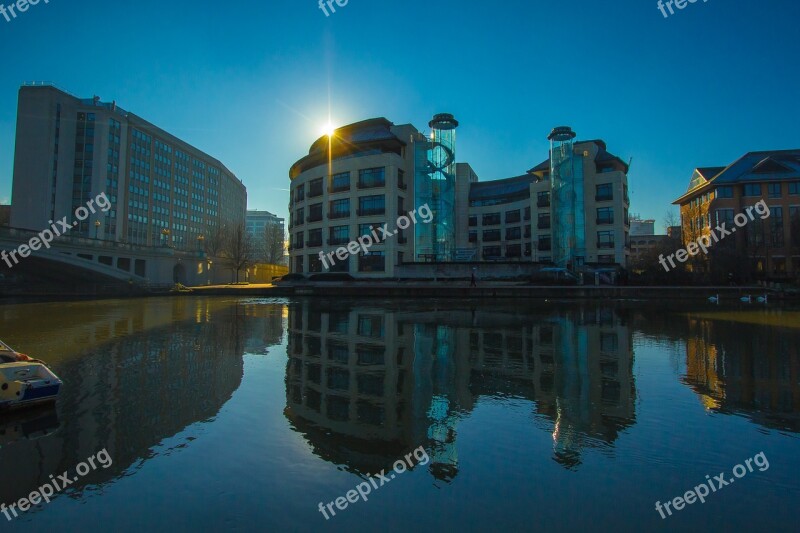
[0,297,798,532]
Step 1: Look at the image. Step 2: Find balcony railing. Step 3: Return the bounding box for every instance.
[537,199,550,208]
[398,181,407,190]
[597,241,615,249]
[328,212,350,219]
[328,185,350,194]
[307,239,323,248]
[357,181,385,190]
[538,221,551,230]
[595,194,613,202]
[596,218,614,225]
[357,208,385,216]
[538,243,552,251]
[328,237,350,245]
[308,186,323,197]
[306,215,323,223]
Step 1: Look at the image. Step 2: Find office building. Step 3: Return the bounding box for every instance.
[246,209,286,262]
[10,84,247,249]
[672,149,800,277]
[288,117,631,276]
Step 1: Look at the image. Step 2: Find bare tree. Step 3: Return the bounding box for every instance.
[260,224,286,265]
[222,223,254,283]
[204,224,228,258]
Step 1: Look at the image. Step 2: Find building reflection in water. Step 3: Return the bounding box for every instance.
[682,316,800,432]
[0,297,285,509]
[284,301,636,478]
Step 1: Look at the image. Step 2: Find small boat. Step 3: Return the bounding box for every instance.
[740,295,752,303]
[0,340,62,411]
[708,294,719,304]
[757,294,768,304]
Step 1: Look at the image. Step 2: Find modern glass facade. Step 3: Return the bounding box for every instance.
[549,127,585,268]
[415,114,458,261]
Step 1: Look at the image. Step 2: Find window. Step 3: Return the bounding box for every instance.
[505,210,521,224]
[307,203,323,223]
[482,213,501,226]
[596,184,613,201]
[598,255,615,264]
[307,228,323,247]
[357,315,384,338]
[716,186,733,198]
[537,191,550,208]
[768,183,782,198]
[294,255,304,272]
[329,225,349,245]
[398,169,407,190]
[358,195,385,216]
[506,244,521,257]
[770,207,784,247]
[308,253,323,272]
[309,178,323,197]
[295,207,304,226]
[743,183,761,197]
[329,198,350,219]
[358,167,385,189]
[538,213,550,229]
[294,231,305,249]
[597,207,614,225]
[483,229,501,242]
[597,231,615,249]
[358,251,385,272]
[360,223,385,240]
[524,207,531,221]
[468,215,478,227]
[524,225,531,238]
[538,236,551,251]
[789,182,799,195]
[331,172,350,192]
[468,230,477,243]
[505,227,521,240]
[482,246,501,259]
[716,208,735,226]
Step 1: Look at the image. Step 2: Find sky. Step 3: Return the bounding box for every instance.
[0,0,798,232]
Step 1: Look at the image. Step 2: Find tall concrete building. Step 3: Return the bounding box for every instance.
[246,209,286,261]
[10,84,247,250]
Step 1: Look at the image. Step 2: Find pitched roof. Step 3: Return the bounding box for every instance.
[672,149,800,204]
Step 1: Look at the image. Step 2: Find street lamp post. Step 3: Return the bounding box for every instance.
[94,220,101,240]
[161,228,171,247]
[197,234,205,254]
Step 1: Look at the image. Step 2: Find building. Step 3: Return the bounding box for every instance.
[289,118,422,277]
[10,84,247,250]
[672,149,800,278]
[527,133,631,267]
[630,216,655,236]
[0,205,9,227]
[288,117,631,276]
[246,209,285,262]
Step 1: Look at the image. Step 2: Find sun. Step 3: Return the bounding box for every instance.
[321,122,336,137]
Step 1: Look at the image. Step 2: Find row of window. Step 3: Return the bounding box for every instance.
[694,182,800,206]
[291,195,395,226]
[293,168,407,204]
[292,225,408,249]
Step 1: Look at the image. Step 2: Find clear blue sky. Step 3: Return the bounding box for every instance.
[0,0,798,231]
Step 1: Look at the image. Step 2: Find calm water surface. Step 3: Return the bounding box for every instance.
[0,297,798,532]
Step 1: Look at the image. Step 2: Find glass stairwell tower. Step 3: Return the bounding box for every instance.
[548,126,585,269]
[415,113,458,261]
